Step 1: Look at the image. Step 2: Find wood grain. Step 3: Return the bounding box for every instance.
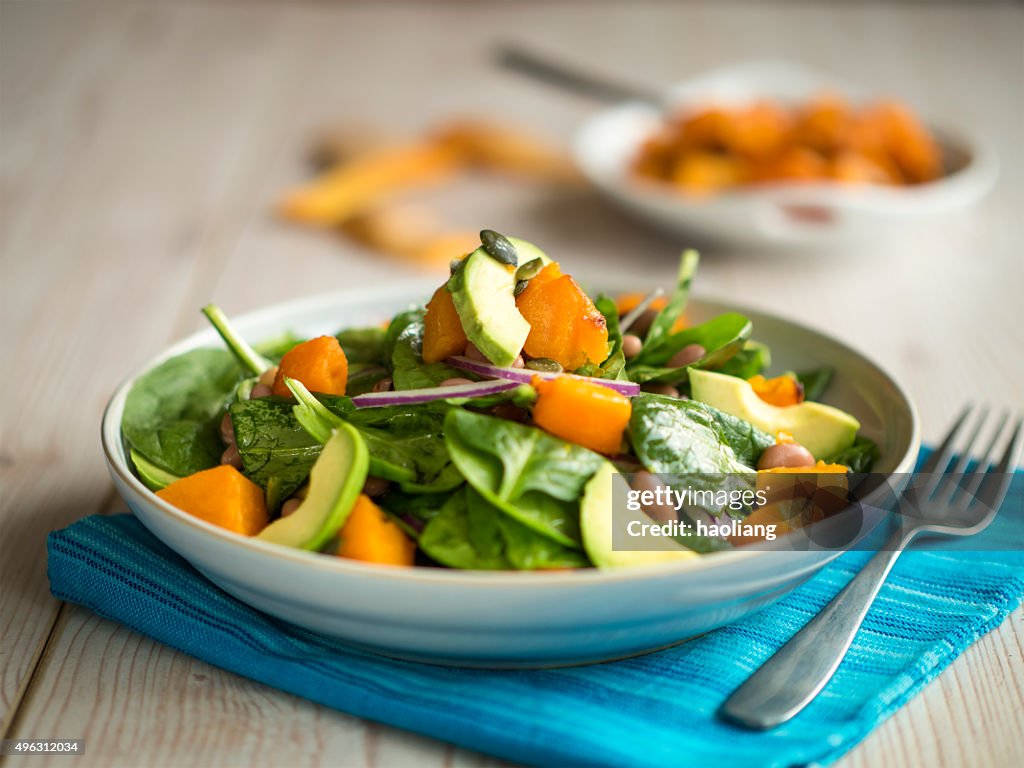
[1,1,1021,767]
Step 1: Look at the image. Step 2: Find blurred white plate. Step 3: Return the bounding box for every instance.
[573,61,998,250]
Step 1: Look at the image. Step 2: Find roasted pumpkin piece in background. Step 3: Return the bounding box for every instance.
[272,335,348,397]
[532,376,632,455]
[422,285,468,363]
[633,94,942,191]
[793,93,852,154]
[431,118,581,182]
[870,101,943,183]
[830,150,900,185]
[156,465,269,536]
[278,141,460,226]
[748,374,805,407]
[336,494,416,566]
[750,146,829,182]
[516,263,609,371]
[670,152,749,192]
[724,102,794,160]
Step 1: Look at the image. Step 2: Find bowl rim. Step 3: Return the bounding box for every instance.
[101,282,920,587]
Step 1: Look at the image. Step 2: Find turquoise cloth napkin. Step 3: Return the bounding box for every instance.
[47,458,1023,768]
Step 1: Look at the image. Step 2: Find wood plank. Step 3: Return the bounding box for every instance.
[6,606,509,768]
[0,0,340,733]
[3,1,1022,767]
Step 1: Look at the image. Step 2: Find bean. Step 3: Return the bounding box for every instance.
[464,342,489,363]
[362,476,391,497]
[280,498,302,518]
[757,442,816,470]
[219,412,235,444]
[258,366,279,388]
[440,377,475,387]
[372,377,393,393]
[220,443,243,469]
[667,344,706,368]
[642,383,680,398]
[250,383,273,399]
[630,471,676,523]
[621,334,643,359]
[628,309,659,338]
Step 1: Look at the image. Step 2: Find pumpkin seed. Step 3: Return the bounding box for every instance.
[480,229,518,267]
[515,257,544,282]
[525,358,563,373]
[514,279,529,297]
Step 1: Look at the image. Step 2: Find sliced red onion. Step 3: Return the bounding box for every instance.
[446,356,641,396]
[351,379,524,407]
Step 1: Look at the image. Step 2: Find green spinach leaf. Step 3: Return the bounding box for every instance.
[640,249,699,353]
[419,488,512,569]
[595,294,628,380]
[796,366,835,402]
[123,348,245,477]
[336,327,387,364]
[345,363,391,396]
[419,487,589,570]
[826,436,879,472]
[229,396,321,506]
[718,341,771,379]
[627,313,752,385]
[629,394,773,473]
[444,410,605,547]
[390,314,461,390]
[343,402,462,491]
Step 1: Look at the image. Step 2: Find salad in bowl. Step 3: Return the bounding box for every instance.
[122,231,881,573]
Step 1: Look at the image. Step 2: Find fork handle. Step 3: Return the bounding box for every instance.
[720,530,910,729]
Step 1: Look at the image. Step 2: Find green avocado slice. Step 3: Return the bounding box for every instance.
[581,463,697,569]
[689,369,860,459]
[448,247,531,367]
[257,421,369,551]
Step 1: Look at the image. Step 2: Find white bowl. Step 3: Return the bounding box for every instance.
[101,283,919,667]
[573,61,998,250]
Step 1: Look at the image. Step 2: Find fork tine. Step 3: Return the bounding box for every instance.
[938,406,992,505]
[919,405,973,497]
[949,406,990,477]
[961,410,1013,499]
[972,415,1024,513]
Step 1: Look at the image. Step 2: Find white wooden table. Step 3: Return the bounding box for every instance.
[2,2,1022,766]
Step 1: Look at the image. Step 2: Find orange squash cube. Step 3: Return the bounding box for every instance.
[156,465,269,536]
[532,376,631,455]
[422,285,468,363]
[336,495,416,566]
[272,335,348,397]
[516,263,609,371]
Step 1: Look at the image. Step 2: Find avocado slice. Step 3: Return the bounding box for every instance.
[448,247,531,367]
[581,463,697,568]
[689,369,860,459]
[257,422,369,551]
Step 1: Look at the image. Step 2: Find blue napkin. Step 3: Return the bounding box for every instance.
[48,457,1023,768]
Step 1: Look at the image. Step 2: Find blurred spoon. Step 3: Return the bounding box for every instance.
[496,45,661,106]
